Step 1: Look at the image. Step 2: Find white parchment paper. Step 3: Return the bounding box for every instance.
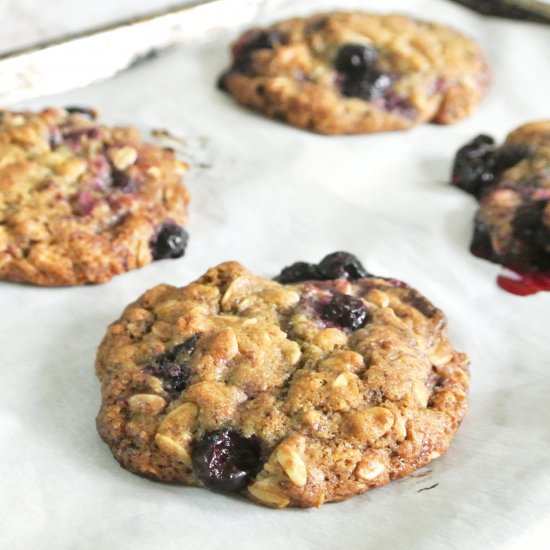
[1,1,550,548]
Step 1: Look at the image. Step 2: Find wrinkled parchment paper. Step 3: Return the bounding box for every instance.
[2,1,549,548]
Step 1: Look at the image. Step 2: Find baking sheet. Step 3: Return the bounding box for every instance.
[2,0,550,548]
[0,0,188,54]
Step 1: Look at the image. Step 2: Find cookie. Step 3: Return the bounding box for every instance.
[218,12,490,135]
[96,252,469,508]
[0,107,190,286]
[451,121,550,292]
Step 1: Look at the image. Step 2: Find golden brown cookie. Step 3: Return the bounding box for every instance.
[218,11,490,135]
[96,253,469,508]
[0,107,190,286]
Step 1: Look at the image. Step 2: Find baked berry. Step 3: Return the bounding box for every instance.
[170,334,200,357]
[245,30,287,51]
[513,201,546,244]
[230,30,287,75]
[73,191,98,216]
[65,106,96,118]
[403,293,437,319]
[451,134,497,197]
[342,71,392,100]
[320,293,369,330]
[274,261,320,284]
[317,251,369,280]
[383,90,414,114]
[192,429,263,492]
[144,335,199,393]
[513,201,550,268]
[335,43,392,100]
[536,222,550,251]
[275,252,370,284]
[335,44,378,74]
[151,223,188,260]
[494,143,529,173]
[111,170,138,194]
[217,72,231,92]
[470,218,496,260]
[61,126,100,142]
[48,126,62,149]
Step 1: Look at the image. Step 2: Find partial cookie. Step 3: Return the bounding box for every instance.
[218,12,490,135]
[96,252,469,508]
[451,122,550,293]
[0,107,190,286]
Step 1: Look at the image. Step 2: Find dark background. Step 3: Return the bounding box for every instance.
[449,0,550,23]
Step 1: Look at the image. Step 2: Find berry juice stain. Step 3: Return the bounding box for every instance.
[497,266,550,296]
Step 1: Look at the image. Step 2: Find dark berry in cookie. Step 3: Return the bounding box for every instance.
[494,143,529,173]
[230,30,287,75]
[151,223,189,260]
[451,135,529,198]
[73,191,99,216]
[319,293,370,330]
[451,134,497,197]
[335,43,392,100]
[64,106,96,118]
[170,334,200,356]
[383,90,414,114]
[48,126,63,149]
[536,223,550,251]
[145,356,190,393]
[470,218,496,261]
[275,252,369,283]
[513,201,546,244]
[192,429,263,492]
[513,201,550,269]
[403,293,437,319]
[274,262,321,284]
[341,71,393,101]
[144,335,199,393]
[61,126,100,142]
[242,30,287,53]
[111,170,138,194]
[317,251,369,280]
[334,44,378,74]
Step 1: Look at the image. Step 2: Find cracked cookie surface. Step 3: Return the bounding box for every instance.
[0,107,190,286]
[218,11,490,135]
[96,257,469,508]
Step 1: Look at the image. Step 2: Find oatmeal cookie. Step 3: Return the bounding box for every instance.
[451,121,550,275]
[96,252,469,508]
[218,12,490,134]
[0,107,190,286]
